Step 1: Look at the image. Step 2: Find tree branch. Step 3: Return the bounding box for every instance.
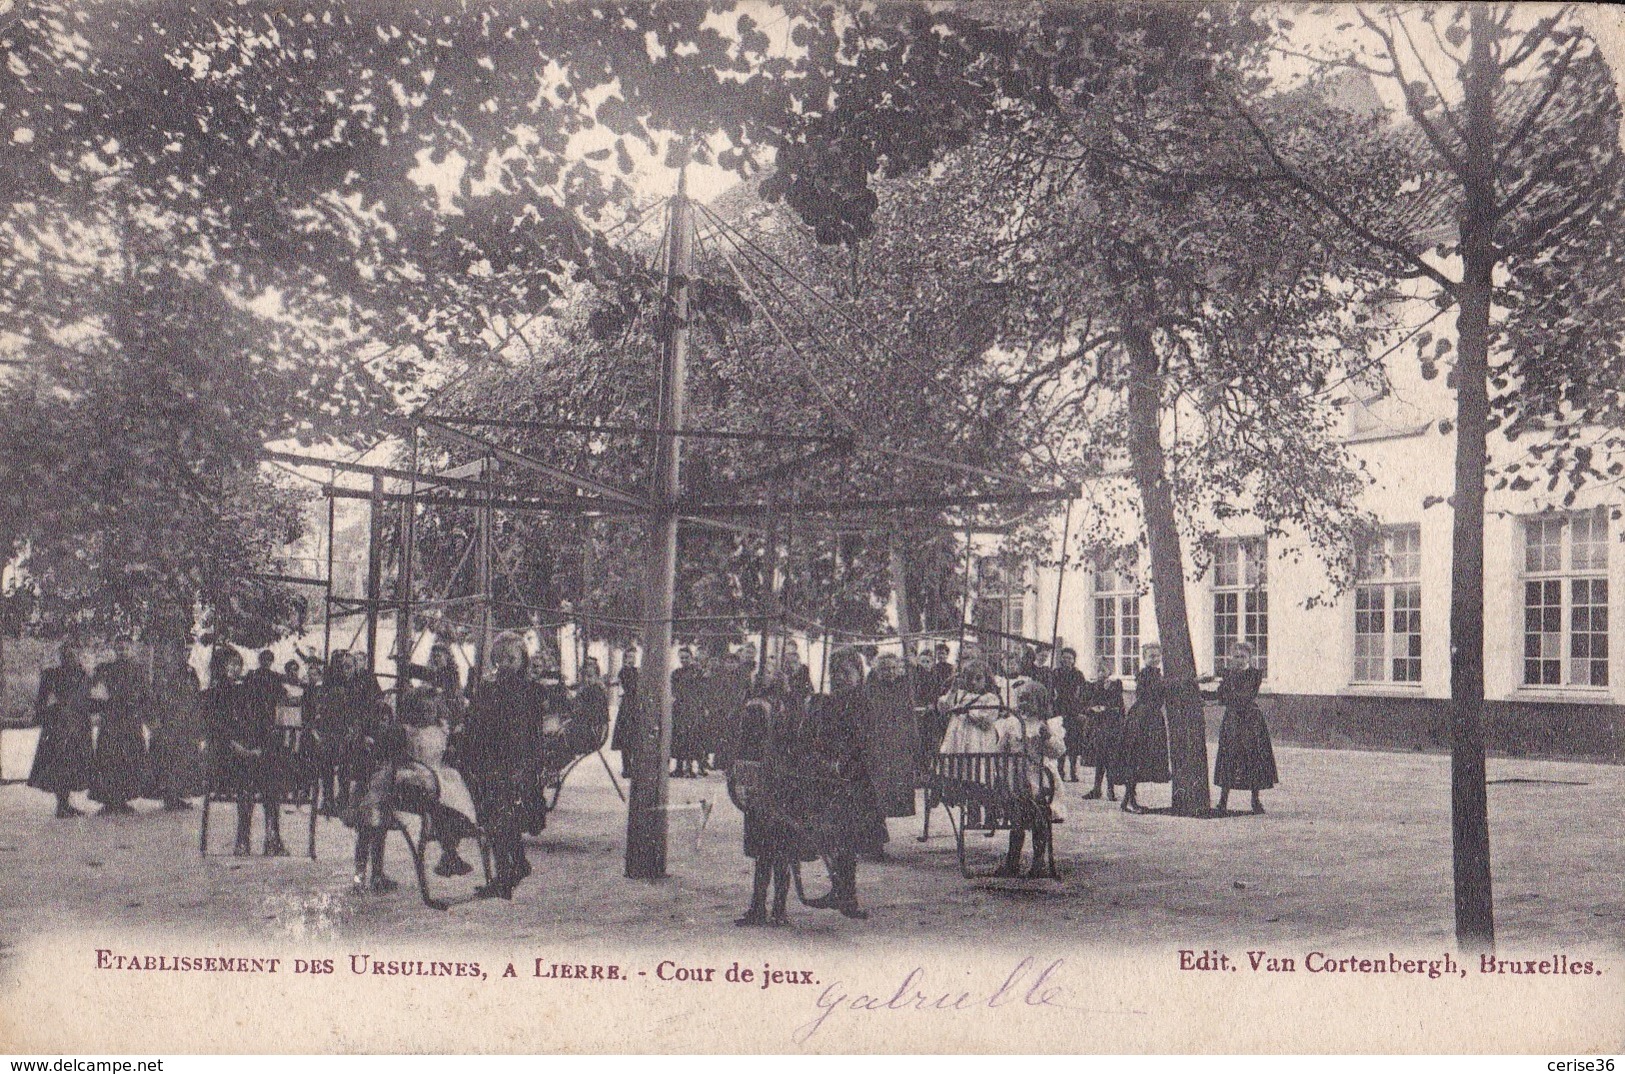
[1360,8,1466,176]
[1227,92,1458,295]
[1495,30,1583,173]
[1398,13,1462,136]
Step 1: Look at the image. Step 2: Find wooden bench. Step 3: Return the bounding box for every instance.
[199,726,321,859]
[921,752,1057,878]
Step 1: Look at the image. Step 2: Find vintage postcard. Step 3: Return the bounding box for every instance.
[0,0,1621,1056]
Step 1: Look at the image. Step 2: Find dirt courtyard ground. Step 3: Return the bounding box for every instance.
[0,732,1619,955]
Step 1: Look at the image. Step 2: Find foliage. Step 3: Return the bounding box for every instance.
[751,3,1397,595]
[1251,5,1625,498]
[409,160,1051,648]
[0,0,795,642]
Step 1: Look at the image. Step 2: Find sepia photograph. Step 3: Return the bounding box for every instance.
[0,0,1620,1056]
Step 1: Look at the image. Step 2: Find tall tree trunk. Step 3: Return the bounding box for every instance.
[1124,325,1212,817]
[1448,5,1498,953]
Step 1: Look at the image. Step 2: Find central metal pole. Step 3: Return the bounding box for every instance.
[626,167,690,880]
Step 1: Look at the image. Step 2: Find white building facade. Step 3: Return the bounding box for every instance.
[1001,351,1622,763]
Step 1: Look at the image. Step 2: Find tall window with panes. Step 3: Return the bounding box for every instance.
[1092,568,1140,678]
[972,554,1025,653]
[1353,526,1422,684]
[1523,511,1609,687]
[1213,537,1268,675]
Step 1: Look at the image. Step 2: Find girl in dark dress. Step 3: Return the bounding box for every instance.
[462,632,543,899]
[351,701,410,892]
[409,642,463,707]
[89,637,152,814]
[316,651,373,816]
[203,647,286,856]
[799,647,880,920]
[528,654,571,834]
[710,651,753,771]
[781,643,815,703]
[1081,669,1126,802]
[1112,643,1171,814]
[1050,647,1087,782]
[568,658,611,759]
[1208,642,1277,814]
[728,674,816,927]
[28,641,94,817]
[998,680,1066,878]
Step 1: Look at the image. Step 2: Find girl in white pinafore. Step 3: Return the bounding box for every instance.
[398,688,479,878]
[936,660,1015,755]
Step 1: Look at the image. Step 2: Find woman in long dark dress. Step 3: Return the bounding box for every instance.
[610,654,639,778]
[1112,643,1171,814]
[462,633,543,899]
[149,664,207,811]
[1209,641,1277,814]
[1081,669,1126,801]
[669,648,705,778]
[89,637,152,814]
[28,641,94,817]
[861,652,921,822]
[799,647,880,920]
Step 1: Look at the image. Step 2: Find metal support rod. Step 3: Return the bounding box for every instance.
[418,417,646,506]
[956,519,974,660]
[626,169,689,881]
[756,489,777,677]
[320,484,638,516]
[323,488,336,664]
[580,517,593,675]
[365,473,384,680]
[476,455,494,679]
[418,414,845,444]
[889,524,918,670]
[395,424,419,688]
[1049,498,1074,661]
[681,487,1077,517]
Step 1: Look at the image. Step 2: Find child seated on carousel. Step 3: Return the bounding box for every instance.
[350,702,411,894]
[996,680,1066,879]
[397,687,477,878]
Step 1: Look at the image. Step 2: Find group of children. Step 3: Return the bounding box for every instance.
[920,638,1280,878]
[1053,641,1280,816]
[345,636,612,899]
[27,625,1279,920]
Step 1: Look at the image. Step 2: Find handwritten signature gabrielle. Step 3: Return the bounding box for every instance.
[792,956,1143,1044]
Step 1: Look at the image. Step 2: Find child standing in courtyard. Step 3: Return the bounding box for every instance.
[1112,643,1171,814]
[1209,641,1277,814]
